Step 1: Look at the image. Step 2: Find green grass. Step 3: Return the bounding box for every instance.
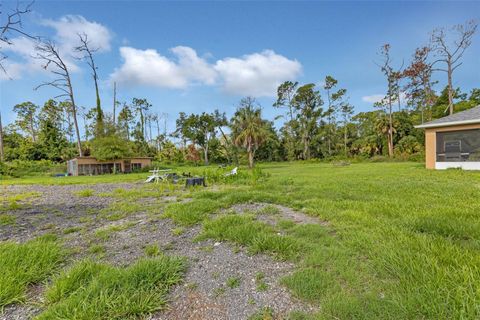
[0,173,149,185]
[38,256,186,319]
[0,235,64,309]
[249,307,274,320]
[197,214,303,260]
[74,188,94,197]
[262,162,480,319]
[94,222,136,241]
[226,276,241,288]
[0,191,40,211]
[0,213,16,225]
[257,205,281,215]
[0,164,261,186]
[88,244,106,255]
[163,199,223,226]
[177,162,480,319]
[63,226,82,234]
[144,244,161,257]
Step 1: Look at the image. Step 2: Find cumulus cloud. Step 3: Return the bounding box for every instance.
[110,46,216,89]
[111,47,301,96]
[42,15,112,52]
[1,37,44,79]
[170,46,217,85]
[1,15,112,80]
[362,94,385,104]
[0,61,24,80]
[362,92,407,105]
[214,50,302,97]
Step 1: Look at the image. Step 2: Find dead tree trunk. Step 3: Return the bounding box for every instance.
[35,40,83,156]
[75,34,103,137]
[431,20,478,115]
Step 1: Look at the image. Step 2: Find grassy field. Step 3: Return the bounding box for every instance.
[1,161,480,319]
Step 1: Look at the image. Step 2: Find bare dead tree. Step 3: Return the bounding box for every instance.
[431,20,478,115]
[404,46,437,123]
[0,1,35,76]
[34,40,83,156]
[75,33,104,137]
[0,111,4,161]
[375,44,398,157]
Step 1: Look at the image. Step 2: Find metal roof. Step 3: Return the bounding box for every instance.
[415,105,480,129]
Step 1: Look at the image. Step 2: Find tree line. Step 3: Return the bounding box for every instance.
[0,11,478,168]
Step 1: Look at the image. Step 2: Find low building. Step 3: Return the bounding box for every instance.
[67,157,153,176]
[415,106,480,170]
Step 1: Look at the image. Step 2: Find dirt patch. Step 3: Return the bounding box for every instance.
[228,202,327,227]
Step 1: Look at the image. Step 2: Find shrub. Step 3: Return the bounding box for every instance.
[0,160,65,178]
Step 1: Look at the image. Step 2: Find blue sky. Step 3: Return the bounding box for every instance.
[1,0,479,134]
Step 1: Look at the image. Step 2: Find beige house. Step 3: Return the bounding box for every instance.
[415,106,480,170]
[67,157,153,176]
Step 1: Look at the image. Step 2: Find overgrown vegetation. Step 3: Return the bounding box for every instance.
[0,235,64,309]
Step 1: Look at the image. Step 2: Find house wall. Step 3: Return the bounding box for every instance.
[130,158,152,167]
[69,158,152,176]
[425,123,480,170]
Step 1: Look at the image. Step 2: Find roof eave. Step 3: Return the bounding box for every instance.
[415,119,480,129]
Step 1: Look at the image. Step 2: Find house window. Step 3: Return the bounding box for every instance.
[436,129,480,162]
[131,163,142,171]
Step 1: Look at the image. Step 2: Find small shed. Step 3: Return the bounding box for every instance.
[67,157,153,176]
[415,105,480,170]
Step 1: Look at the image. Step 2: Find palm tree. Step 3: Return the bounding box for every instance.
[230,97,268,168]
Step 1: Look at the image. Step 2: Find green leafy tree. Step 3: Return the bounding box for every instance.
[230,97,269,168]
[340,102,355,156]
[117,103,134,141]
[132,98,151,140]
[38,100,68,161]
[90,135,132,161]
[274,81,299,160]
[13,102,38,142]
[292,84,323,160]
[323,76,347,156]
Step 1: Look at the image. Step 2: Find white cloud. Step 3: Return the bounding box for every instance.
[1,37,44,79]
[362,94,384,104]
[42,15,112,52]
[1,15,112,80]
[214,50,302,97]
[0,61,24,80]
[111,46,216,89]
[362,92,407,105]
[111,47,302,96]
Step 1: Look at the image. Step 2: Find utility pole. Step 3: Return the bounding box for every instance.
[113,81,117,124]
[0,111,4,162]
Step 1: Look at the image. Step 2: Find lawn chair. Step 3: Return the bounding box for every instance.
[145,169,171,183]
[225,167,238,176]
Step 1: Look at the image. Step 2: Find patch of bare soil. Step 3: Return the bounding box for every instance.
[228,202,327,227]
[1,184,316,320]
